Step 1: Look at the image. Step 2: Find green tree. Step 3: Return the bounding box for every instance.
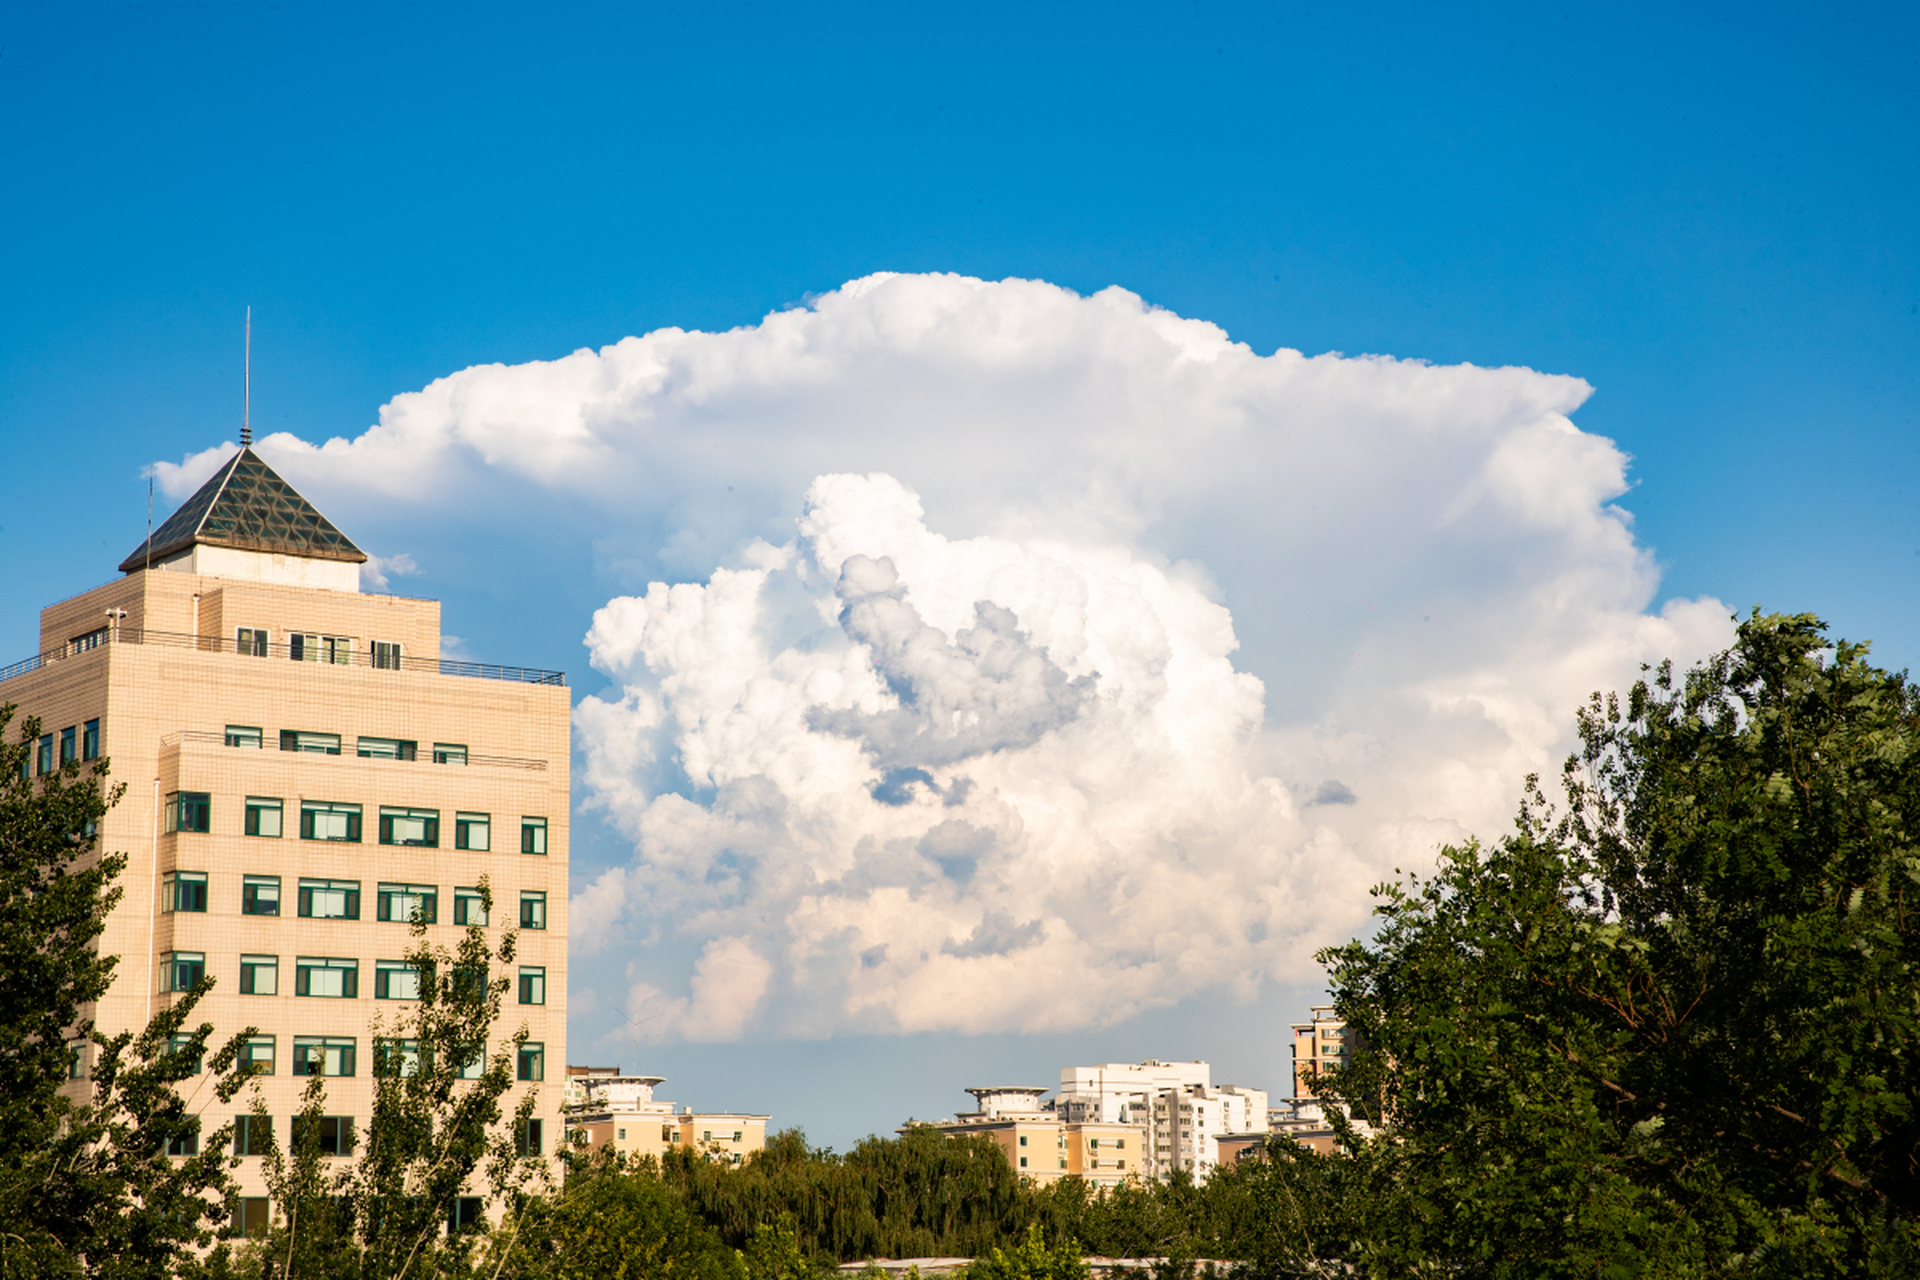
[963,1224,1087,1280]
[0,706,256,1278]
[487,1150,744,1280]
[1278,612,1920,1277]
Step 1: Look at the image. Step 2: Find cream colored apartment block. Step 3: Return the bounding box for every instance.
[561,1071,769,1167]
[923,1087,1147,1187]
[3,447,569,1224]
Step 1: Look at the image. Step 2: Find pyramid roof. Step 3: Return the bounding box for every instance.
[120,447,367,573]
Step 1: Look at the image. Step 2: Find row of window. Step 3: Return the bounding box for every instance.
[87,1032,549,1085]
[170,1112,544,1165]
[230,627,407,670]
[229,1192,494,1240]
[230,724,468,763]
[168,792,547,853]
[23,719,101,777]
[158,950,548,1004]
[161,873,547,927]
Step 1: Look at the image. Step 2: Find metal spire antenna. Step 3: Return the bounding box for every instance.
[241,305,252,447]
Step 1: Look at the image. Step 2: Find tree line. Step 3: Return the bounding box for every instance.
[3,611,1916,1278]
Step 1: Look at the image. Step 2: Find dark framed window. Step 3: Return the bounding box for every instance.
[374,960,422,1000]
[165,792,211,834]
[517,1042,544,1082]
[433,743,467,765]
[292,1039,356,1078]
[166,1130,200,1157]
[374,1038,423,1077]
[521,817,547,855]
[290,634,352,665]
[235,627,270,657]
[70,626,108,652]
[239,954,278,995]
[82,719,100,760]
[300,801,361,842]
[280,729,342,755]
[59,726,76,764]
[453,887,488,926]
[225,724,264,748]
[240,1037,276,1076]
[377,883,437,923]
[449,1196,485,1233]
[519,892,547,930]
[167,1033,203,1074]
[297,878,361,919]
[516,1117,544,1155]
[454,812,489,851]
[518,966,546,1006]
[357,736,417,761]
[291,1113,355,1153]
[234,1113,273,1155]
[450,964,487,1004]
[294,957,358,998]
[245,796,283,837]
[453,1044,485,1080]
[36,735,53,776]
[67,1038,87,1080]
[378,807,438,847]
[161,950,205,993]
[371,640,403,670]
[162,871,208,913]
[242,874,281,915]
[232,1196,271,1237]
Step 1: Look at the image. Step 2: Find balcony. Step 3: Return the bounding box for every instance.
[0,627,564,687]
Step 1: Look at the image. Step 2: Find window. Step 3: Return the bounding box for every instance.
[374,1038,423,1077]
[280,729,342,755]
[225,724,263,748]
[295,957,359,998]
[1020,1156,1028,1168]
[517,1118,544,1156]
[167,1130,199,1157]
[68,1038,88,1080]
[662,1126,674,1142]
[519,892,547,930]
[517,1042,544,1082]
[232,1197,271,1237]
[301,801,362,842]
[242,795,284,838]
[375,960,422,1000]
[235,626,270,657]
[290,634,352,665]
[293,1038,356,1078]
[371,640,403,670]
[240,1037,276,1075]
[1019,1134,1028,1146]
[59,726,76,764]
[82,719,99,760]
[433,743,468,766]
[521,816,547,855]
[454,1045,485,1080]
[242,875,281,915]
[450,964,487,1003]
[167,1033,204,1074]
[165,791,210,834]
[160,948,205,997]
[36,734,53,775]
[291,1113,355,1153]
[357,736,418,761]
[235,1114,273,1155]
[454,812,490,851]
[449,1197,485,1234]
[297,878,361,919]
[162,871,208,913]
[378,806,438,847]
[453,886,488,926]
[518,966,546,1005]
[239,954,279,996]
[377,883,438,924]
[71,626,108,652]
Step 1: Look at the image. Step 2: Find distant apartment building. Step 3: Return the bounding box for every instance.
[923,1087,1146,1186]
[563,1067,769,1166]
[1052,1061,1268,1180]
[6,446,570,1233]
[1291,1005,1358,1098]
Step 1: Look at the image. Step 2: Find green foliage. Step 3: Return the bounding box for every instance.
[1260,612,1920,1277]
[245,877,549,1280]
[963,1224,1088,1280]
[0,705,255,1279]
[487,1150,745,1280]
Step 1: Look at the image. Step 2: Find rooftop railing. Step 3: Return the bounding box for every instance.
[157,729,547,771]
[0,627,565,687]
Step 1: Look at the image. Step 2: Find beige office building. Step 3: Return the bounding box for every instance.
[561,1069,769,1166]
[4,447,569,1227]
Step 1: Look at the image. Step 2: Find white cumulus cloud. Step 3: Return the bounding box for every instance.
[151,272,1736,1042]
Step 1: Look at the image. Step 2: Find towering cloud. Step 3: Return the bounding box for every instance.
[155,272,1734,1041]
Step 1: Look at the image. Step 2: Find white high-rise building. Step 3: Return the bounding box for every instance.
[1053,1060,1268,1179]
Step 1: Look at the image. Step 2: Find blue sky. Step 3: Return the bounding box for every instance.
[2,1,1914,1149]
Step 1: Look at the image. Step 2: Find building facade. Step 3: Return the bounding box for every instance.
[6,447,569,1227]
[923,1087,1147,1186]
[562,1068,769,1166]
[1053,1061,1268,1180]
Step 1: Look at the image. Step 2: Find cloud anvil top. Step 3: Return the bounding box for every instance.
[147,272,1735,1048]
